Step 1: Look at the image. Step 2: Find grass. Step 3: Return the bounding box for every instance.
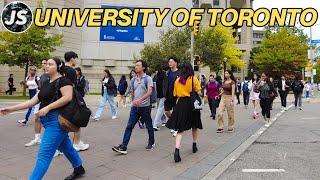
[0,95,29,100]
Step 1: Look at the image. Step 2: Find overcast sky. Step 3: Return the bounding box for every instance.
[253,0,320,40]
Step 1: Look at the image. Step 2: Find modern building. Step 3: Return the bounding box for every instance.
[0,0,259,93]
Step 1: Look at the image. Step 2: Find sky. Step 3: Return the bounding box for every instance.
[253,0,320,41]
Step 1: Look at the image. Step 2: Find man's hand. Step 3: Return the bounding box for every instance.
[132,99,143,107]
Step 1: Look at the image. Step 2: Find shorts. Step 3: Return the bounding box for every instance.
[250,92,260,101]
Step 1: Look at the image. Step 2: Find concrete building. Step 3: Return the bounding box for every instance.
[0,0,260,93]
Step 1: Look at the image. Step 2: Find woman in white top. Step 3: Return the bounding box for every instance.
[305,81,311,99]
[250,73,260,119]
[18,67,40,125]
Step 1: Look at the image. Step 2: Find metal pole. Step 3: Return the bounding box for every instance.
[310,26,314,85]
[191,30,194,69]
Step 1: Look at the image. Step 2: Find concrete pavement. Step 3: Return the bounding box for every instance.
[0,95,316,179]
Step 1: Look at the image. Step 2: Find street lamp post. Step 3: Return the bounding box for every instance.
[223,57,227,77]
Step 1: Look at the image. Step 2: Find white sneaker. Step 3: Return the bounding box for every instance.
[18,119,27,125]
[170,129,175,133]
[112,116,118,120]
[92,117,100,121]
[264,123,270,127]
[172,131,177,137]
[25,138,41,147]
[73,141,89,151]
[54,150,63,157]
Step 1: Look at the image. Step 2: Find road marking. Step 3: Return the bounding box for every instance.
[242,169,285,173]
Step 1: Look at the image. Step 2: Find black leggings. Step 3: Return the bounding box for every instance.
[260,98,271,118]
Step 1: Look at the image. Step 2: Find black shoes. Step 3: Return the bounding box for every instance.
[145,144,155,151]
[174,148,181,163]
[64,165,85,180]
[112,144,128,155]
[192,143,198,153]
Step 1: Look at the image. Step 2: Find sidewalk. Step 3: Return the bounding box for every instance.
[0,97,295,179]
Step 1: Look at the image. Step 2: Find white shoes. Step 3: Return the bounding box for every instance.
[112,116,118,120]
[54,150,63,157]
[25,138,41,147]
[73,141,89,151]
[170,130,177,137]
[18,119,27,125]
[92,117,100,121]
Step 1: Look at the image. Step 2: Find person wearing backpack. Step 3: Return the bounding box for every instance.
[75,67,86,97]
[291,76,304,110]
[112,60,155,155]
[241,77,251,109]
[118,75,128,108]
[93,69,118,121]
[18,67,40,125]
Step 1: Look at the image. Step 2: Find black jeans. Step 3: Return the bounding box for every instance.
[5,86,14,95]
[208,98,219,117]
[279,91,288,107]
[243,92,250,105]
[260,98,271,118]
[236,93,240,104]
[294,92,302,107]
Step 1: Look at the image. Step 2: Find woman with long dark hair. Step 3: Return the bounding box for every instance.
[153,67,167,130]
[257,72,276,127]
[250,73,260,119]
[92,69,118,121]
[75,67,86,97]
[166,63,202,163]
[0,58,85,180]
[216,70,236,133]
[118,75,128,108]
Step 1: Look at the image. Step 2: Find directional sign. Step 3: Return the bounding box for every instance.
[311,40,320,44]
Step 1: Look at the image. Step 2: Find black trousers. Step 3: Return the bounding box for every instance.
[260,98,271,118]
[279,91,288,107]
[236,93,240,104]
[243,92,250,105]
[208,98,219,117]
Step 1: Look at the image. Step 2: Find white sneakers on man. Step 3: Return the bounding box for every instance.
[112,116,118,120]
[73,141,89,151]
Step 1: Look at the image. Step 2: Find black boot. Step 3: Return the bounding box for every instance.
[192,143,198,153]
[174,148,181,163]
[64,165,85,180]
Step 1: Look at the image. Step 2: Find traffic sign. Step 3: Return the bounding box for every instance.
[311,40,320,44]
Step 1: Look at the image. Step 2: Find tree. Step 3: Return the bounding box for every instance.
[252,28,308,78]
[196,23,244,72]
[0,1,63,96]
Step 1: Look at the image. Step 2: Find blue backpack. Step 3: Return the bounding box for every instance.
[243,82,249,93]
[131,76,157,104]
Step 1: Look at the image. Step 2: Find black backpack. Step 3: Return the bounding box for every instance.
[54,79,91,128]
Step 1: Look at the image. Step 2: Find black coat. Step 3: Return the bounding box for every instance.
[101,76,116,96]
[277,80,291,92]
[76,76,86,97]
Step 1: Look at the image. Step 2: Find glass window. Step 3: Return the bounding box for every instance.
[213,0,220,6]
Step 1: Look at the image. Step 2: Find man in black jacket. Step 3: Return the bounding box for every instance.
[278,75,291,111]
[163,57,180,137]
[291,76,304,110]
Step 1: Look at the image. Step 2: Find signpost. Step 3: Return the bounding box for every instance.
[311,40,320,44]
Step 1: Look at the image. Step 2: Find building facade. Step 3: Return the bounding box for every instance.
[0,0,258,93]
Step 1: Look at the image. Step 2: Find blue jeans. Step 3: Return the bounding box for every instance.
[30,111,82,180]
[122,106,154,147]
[94,91,117,118]
[25,89,37,122]
[306,91,311,98]
[153,98,166,127]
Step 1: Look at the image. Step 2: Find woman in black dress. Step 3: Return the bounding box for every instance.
[166,63,202,163]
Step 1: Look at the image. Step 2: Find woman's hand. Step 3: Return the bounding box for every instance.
[0,107,13,116]
[35,106,50,117]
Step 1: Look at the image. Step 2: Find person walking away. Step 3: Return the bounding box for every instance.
[250,73,260,119]
[216,70,236,133]
[241,77,251,109]
[235,78,241,104]
[257,73,276,127]
[118,75,128,108]
[5,74,15,95]
[269,77,276,110]
[291,76,304,110]
[64,51,89,152]
[0,58,85,180]
[200,74,207,97]
[75,67,86,97]
[25,60,49,147]
[205,75,220,120]
[165,63,202,163]
[93,69,118,120]
[163,57,180,137]
[112,60,155,154]
[18,67,40,125]
[153,68,167,130]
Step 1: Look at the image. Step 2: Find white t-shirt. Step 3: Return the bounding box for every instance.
[103,78,109,90]
[305,84,311,91]
[25,76,40,90]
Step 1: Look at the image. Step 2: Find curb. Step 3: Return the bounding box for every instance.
[201,104,294,180]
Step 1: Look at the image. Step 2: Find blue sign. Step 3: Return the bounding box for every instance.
[100,5,144,43]
[311,40,320,44]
